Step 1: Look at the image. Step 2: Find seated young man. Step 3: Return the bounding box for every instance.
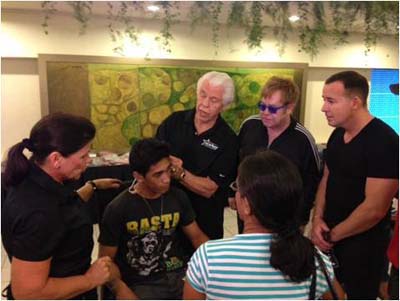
[98,138,209,299]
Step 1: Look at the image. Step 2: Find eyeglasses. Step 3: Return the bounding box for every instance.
[258,101,287,114]
[229,181,238,192]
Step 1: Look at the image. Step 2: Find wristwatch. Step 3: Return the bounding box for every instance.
[87,180,97,191]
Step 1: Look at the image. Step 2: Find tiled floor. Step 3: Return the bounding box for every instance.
[0,207,238,298]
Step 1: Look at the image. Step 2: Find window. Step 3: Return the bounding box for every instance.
[369,69,399,134]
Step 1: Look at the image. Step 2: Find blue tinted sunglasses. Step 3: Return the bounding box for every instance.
[258,102,287,114]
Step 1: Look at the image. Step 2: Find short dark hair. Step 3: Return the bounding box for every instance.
[238,150,314,282]
[4,112,96,186]
[325,71,369,105]
[129,138,170,176]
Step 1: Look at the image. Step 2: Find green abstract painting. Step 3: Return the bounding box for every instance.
[46,61,304,152]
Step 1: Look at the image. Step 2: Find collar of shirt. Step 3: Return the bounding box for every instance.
[28,161,79,204]
[184,109,223,137]
[266,116,298,148]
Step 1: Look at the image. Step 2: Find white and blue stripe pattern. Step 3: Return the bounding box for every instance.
[186,234,333,300]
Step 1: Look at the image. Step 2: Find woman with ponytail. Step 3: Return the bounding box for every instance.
[2,112,122,300]
[184,150,343,299]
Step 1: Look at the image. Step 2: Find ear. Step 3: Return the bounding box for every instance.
[242,196,253,216]
[350,95,363,109]
[133,171,145,183]
[286,102,296,114]
[47,151,63,169]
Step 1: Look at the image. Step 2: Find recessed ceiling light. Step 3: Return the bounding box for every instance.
[289,15,300,23]
[147,5,160,12]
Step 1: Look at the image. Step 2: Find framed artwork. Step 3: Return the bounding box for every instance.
[39,55,308,152]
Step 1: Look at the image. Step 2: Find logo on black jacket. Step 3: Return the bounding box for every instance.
[201,139,219,150]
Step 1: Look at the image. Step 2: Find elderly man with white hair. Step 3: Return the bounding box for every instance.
[156,71,238,259]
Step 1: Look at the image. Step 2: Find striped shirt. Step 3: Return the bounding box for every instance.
[186,234,334,299]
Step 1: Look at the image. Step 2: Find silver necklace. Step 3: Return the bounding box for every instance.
[142,196,164,230]
[129,182,164,229]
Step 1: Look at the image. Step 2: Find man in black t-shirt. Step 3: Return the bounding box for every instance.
[98,138,208,299]
[311,71,399,299]
[156,71,238,256]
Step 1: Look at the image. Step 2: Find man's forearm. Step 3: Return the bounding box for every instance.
[313,185,326,221]
[330,202,388,242]
[107,278,138,300]
[191,233,209,249]
[180,170,218,198]
[331,177,397,242]
[13,274,94,300]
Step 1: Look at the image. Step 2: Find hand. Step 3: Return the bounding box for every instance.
[169,155,185,180]
[169,155,183,168]
[170,166,185,181]
[228,197,237,210]
[109,261,121,281]
[93,178,122,190]
[311,216,333,252]
[84,256,112,288]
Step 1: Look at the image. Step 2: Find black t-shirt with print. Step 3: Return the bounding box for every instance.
[99,186,196,285]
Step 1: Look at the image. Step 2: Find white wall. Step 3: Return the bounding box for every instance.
[304,68,371,143]
[1,9,399,155]
[1,58,41,157]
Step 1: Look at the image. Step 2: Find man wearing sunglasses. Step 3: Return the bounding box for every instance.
[236,76,321,232]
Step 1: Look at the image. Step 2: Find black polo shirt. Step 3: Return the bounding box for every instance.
[156,109,238,240]
[2,163,94,278]
[238,115,321,224]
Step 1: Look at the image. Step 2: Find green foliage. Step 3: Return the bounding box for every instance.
[39,1,399,60]
[188,2,210,33]
[245,2,266,50]
[106,1,142,55]
[67,1,93,35]
[226,1,248,53]
[264,2,292,56]
[359,1,399,55]
[210,1,223,56]
[329,2,360,46]
[297,2,327,60]
[188,1,222,56]
[41,1,57,35]
[227,1,248,28]
[155,2,180,54]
